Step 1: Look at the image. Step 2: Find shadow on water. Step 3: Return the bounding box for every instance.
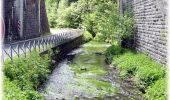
[39,42,144,100]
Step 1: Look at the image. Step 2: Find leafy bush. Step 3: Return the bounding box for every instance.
[4,50,51,99]
[145,78,167,100]
[93,33,105,42]
[94,3,134,45]
[45,0,60,28]
[4,78,27,100]
[56,0,82,28]
[83,13,97,37]
[105,45,124,64]
[83,30,93,42]
[4,78,44,100]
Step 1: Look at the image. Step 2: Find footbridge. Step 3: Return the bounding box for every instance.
[2,29,83,62]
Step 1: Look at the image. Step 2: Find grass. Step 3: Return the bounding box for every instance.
[3,50,52,100]
[105,45,167,99]
[145,78,167,100]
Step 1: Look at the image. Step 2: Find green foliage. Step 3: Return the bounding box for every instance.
[45,0,60,27]
[93,33,105,42]
[112,51,166,96]
[108,48,167,99]
[145,78,167,100]
[112,51,166,89]
[4,78,27,100]
[4,78,45,100]
[82,12,98,37]
[82,0,117,39]
[46,0,134,44]
[95,4,134,45]
[83,30,93,42]
[4,51,51,99]
[105,44,124,64]
[56,0,82,28]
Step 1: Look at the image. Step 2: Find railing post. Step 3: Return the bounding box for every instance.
[10,45,13,62]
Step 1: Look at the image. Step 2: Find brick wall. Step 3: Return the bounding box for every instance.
[119,0,168,64]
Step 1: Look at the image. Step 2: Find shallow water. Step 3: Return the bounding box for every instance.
[39,42,144,100]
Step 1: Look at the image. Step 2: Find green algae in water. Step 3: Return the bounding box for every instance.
[68,78,116,98]
[70,54,107,76]
[82,41,111,53]
[69,50,116,98]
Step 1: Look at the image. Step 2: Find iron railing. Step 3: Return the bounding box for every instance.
[2,29,83,62]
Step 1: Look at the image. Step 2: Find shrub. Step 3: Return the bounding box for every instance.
[3,50,51,99]
[4,78,27,100]
[105,45,124,64]
[45,0,60,28]
[3,78,44,100]
[83,13,97,37]
[95,3,134,45]
[83,30,93,42]
[56,0,82,28]
[145,78,167,100]
[93,33,105,42]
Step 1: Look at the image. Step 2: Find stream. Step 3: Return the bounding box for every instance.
[39,42,144,100]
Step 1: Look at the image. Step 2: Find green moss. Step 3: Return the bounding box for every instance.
[68,78,116,98]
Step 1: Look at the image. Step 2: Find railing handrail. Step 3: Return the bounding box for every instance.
[3,29,83,46]
[2,29,83,62]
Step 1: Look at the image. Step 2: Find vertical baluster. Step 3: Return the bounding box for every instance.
[28,41,31,53]
[17,44,19,59]
[2,48,4,63]
[10,45,13,62]
[45,38,47,50]
[42,38,44,51]
[24,43,26,58]
[38,39,41,52]
[34,40,36,52]
[55,36,57,46]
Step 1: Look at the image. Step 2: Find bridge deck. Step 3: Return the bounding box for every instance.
[2,29,83,62]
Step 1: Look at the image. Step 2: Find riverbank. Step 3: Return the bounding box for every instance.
[105,45,167,100]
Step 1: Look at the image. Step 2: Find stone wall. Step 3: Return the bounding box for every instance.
[4,0,50,42]
[119,0,168,64]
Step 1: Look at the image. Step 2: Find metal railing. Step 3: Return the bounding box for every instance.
[2,29,83,62]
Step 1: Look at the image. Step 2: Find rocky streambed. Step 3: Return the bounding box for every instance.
[39,42,144,100]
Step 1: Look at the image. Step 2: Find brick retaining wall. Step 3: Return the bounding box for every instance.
[119,0,168,64]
